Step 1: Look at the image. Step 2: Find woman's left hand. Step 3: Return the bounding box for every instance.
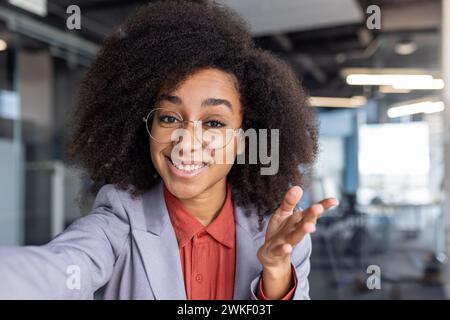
[256,186,339,299]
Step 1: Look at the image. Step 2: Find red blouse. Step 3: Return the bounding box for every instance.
[163,182,297,300]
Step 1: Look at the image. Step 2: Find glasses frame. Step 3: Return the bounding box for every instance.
[142,107,242,149]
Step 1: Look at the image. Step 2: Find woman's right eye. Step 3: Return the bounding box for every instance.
[159,115,179,123]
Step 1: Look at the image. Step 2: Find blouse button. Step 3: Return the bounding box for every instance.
[197,230,207,238]
[195,274,203,283]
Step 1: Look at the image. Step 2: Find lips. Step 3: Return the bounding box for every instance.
[173,162,207,171]
[165,156,210,177]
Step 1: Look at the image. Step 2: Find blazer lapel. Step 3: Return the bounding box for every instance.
[132,228,186,299]
[130,181,187,300]
[233,205,268,300]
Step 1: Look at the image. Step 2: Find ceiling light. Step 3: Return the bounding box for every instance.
[341,68,444,90]
[387,100,444,118]
[392,78,444,90]
[345,73,444,90]
[346,74,433,86]
[309,96,367,108]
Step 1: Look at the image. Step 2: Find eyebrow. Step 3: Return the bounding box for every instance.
[159,94,182,104]
[158,94,233,110]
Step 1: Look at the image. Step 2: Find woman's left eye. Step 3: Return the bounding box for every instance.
[205,120,225,128]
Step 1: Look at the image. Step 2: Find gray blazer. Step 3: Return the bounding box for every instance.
[0,180,311,300]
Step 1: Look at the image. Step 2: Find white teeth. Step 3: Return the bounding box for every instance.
[172,161,207,171]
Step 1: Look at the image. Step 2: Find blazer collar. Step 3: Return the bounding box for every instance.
[142,179,265,239]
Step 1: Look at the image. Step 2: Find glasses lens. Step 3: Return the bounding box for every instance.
[201,127,236,149]
[146,108,183,143]
[145,109,239,148]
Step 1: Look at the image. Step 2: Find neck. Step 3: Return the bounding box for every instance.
[179,178,228,226]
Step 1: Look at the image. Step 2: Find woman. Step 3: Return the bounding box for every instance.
[0,0,338,300]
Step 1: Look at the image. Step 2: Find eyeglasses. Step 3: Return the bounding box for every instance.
[143,108,242,149]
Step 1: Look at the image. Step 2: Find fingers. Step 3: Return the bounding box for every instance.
[285,198,339,245]
[306,198,339,224]
[279,186,303,213]
[321,197,340,208]
[264,197,339,263]
[266,186,304,238]
[282,197,338,233]
[285,206,322,245]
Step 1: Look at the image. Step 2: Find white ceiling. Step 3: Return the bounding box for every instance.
[219,0,364,35]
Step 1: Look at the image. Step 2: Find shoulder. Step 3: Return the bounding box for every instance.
[93,183,142,211]
[92,182,163,231]
[90,184,137,225]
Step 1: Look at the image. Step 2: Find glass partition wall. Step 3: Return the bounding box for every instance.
[0,18,89,246]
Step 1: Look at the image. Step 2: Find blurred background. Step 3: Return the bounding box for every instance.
[1,0,450,299]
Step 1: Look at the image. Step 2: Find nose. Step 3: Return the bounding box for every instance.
[170,122,204,160]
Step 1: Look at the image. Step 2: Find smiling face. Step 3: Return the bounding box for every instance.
[149,68,243,200]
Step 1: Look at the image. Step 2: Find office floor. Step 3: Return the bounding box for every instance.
[308,214,447,300]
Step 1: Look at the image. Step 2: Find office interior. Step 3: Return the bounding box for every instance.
[1,0,450,299]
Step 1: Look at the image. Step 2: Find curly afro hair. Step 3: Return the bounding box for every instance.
[67,0,320,226]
